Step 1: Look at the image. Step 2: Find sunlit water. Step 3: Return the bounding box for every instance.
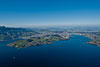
[0,35,100,67]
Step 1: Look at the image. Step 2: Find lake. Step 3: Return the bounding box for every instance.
[0,35,100,67]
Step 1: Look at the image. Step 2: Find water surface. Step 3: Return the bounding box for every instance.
[0,35,100,67]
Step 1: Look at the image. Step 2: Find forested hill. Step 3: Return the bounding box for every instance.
[0,26,36,41]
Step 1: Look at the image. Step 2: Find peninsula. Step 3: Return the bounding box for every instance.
[1,25,100,48]
[8,35,69,48]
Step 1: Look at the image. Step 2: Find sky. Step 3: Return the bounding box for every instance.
[0,0,100,27]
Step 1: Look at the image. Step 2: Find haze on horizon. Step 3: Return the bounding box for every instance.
[0,0,100,27]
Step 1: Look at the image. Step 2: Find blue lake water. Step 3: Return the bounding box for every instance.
[0,35,100,67]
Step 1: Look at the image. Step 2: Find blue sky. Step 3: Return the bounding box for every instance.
[0,0,100,27]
